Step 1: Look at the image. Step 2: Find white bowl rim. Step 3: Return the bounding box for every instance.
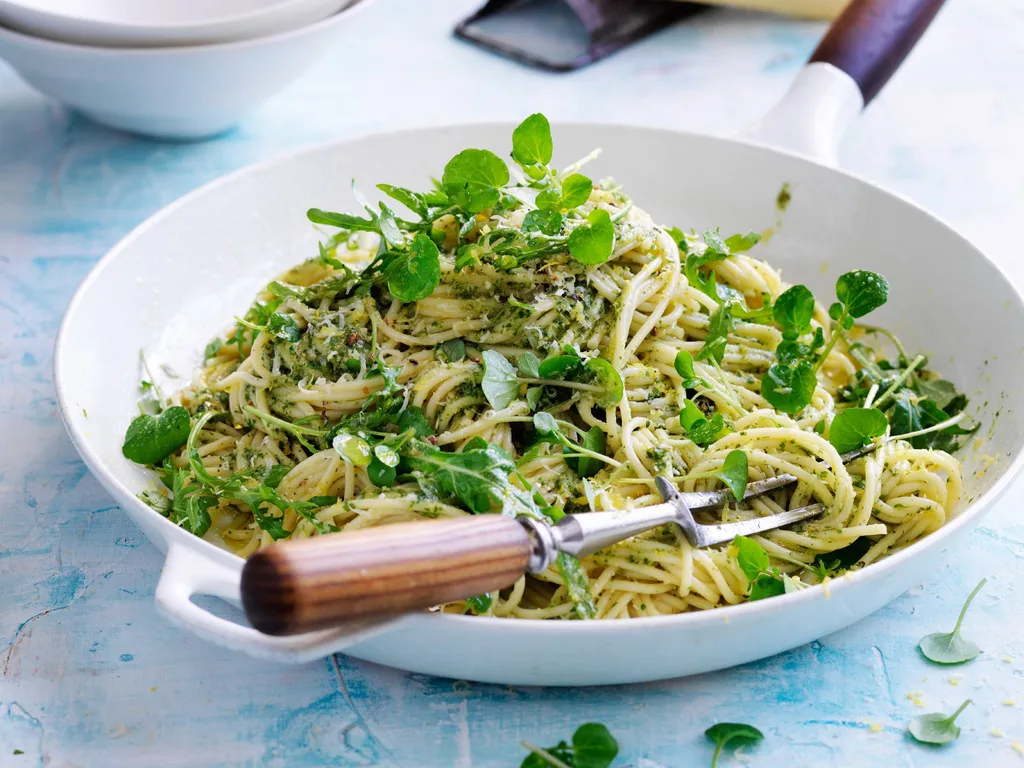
[0,0,369,54]
[54,118,1024,636]
[0,0,346,33]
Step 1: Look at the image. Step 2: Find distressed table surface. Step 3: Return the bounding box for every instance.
[2,0,1024,765]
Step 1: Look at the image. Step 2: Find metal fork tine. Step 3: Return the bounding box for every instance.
[679,441,879,513]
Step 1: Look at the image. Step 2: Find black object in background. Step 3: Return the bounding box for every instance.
[455,0,706,72]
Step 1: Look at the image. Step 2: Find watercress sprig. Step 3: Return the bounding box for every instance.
[705,722,764,768]
[918,578,986,664]
[521,723,619,768]
[908,700,971,745]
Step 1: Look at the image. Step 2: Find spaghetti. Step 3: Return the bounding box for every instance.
[133,115,969,620]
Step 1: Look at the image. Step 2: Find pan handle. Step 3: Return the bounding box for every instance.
[153,542,403,663]
[744,0,947,164]
[809,0,947,105]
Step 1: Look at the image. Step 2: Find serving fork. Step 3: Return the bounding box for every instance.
[240,444,876,636]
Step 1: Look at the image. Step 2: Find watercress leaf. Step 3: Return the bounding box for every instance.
[442,148,510,213]
[576,426,607,479]
[526,386,544,411]
[535,188,561,211]
[568,209,615,265]
[686,413,726,447]
[388,233,440,303]
[716,450,748,502]
[267,312,301,342]
[465,593,492,615]
[481,350,520,410]
[836,270,889,318]
[761,361,816,414]
[204,338,223,360]
[908,700,971,745]
[538,355,583,379]
[733,535,770,581]
[367,456,397,487]
[518,351,542,378]
[559,173,593,209]
[572,722,618,768]
[532,411,560,436]
[773,284,815,334]
[724,231,761,253]
[674,349,697,381]
[333,431,372,467]
[122,406,191,465]
[919,578,986,664]
[435,338,466,364]
[522,210,564,236]
[697,303,735,365]
[889,390,923,438]
[705,722,764,768]
[396,405,435,437]
[749,572,786,601]
[828,302,843,321]
[828,407,888,453]
[584,358,623,408]
[521,742,574,768]
[511,113,553,167]
[679,399,704,430]
[373,443,400,468]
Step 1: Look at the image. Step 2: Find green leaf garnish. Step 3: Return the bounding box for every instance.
[521,723,618,768]
[523,210,564,235]
[559,173,593,208]
[584,358,623,408]
[481,350,520,410]
[705,722,764,768]
[465,593,493,615]
[435,338,466,363]
[733,536,785,602]
[122,406,191,465]
[836,270,889,318]
[828,407,888,453]
[716,450,748,503]
[761,361,816,414]
[773,284,815,338]
[723,232,761,252]
[518,351,542,378]
[575,426,607,479]
[511,113,553,167]
[919,578,986,664]
[697,303,735,365]
[908,700,971,745]
[387,233,440,303]
[568,209,615,265]
[442,148,510,213]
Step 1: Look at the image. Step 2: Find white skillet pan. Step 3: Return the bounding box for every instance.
[54,0,1024,686]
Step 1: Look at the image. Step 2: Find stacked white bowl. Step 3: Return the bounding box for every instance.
[0,0,376,139]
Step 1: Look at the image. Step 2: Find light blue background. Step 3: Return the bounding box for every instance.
[2,0,1023,765]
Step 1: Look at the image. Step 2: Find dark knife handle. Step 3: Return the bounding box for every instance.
[809,0,947,104]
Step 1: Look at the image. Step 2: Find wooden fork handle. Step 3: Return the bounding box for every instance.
[240,516,533,636]
[810,0,947,104]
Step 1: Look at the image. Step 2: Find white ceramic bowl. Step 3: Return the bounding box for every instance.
[53,64,1024,686]
[0,0,374,140]
[0,0,354,47]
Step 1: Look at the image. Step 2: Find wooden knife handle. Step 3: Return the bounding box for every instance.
[240,516,533,636]
[809,0,947,104]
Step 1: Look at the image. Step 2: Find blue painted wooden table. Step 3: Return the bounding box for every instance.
[2,1,1024,765]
